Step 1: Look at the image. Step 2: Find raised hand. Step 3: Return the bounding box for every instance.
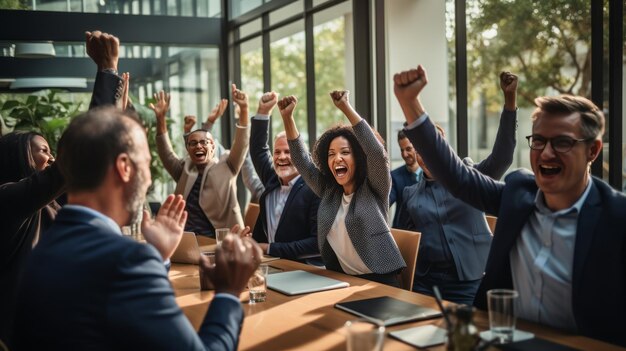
[232,84,249,126]
[149,90,171,135]
[201,235,262,297]
[329,90,351,109]
[85,30,119,71]
[499,71,518,111]
[207,99,229,124]
[183,115,197,134]
[277,95,297,120]
[257,91,278,115]
[149,91,170,120]
[231,84,248,109]
[141,194,188,260]
[393,64,428,104]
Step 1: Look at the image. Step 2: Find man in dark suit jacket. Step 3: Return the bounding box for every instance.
[249,92,320,262]
[0,30,125,347]
[394,64,626,346]
[14,100,262,348]
[389,130,421,228]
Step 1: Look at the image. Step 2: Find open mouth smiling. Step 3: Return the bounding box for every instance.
[539,164,562,176]
[334,165,348,178]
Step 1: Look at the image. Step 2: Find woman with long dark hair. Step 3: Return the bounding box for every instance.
[0,131,64,343]
[278,91,405,286]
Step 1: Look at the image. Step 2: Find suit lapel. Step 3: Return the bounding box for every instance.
[572,180,601,294]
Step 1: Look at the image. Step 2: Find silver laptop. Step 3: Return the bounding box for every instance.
[267,270,349,295]
[170,231,201,264]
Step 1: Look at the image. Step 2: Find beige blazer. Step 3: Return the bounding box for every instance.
[156,124,250,229]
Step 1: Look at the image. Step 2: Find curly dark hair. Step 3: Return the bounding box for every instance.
[312,124,367,191]
[0,131,43,185]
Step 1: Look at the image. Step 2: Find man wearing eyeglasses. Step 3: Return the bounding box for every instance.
[151,85,250,237]
[393,64,625,347]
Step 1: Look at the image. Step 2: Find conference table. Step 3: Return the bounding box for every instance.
[170,251,623,350]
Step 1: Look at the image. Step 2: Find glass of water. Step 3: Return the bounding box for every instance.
[487,289,519,343]
[248,264,269,304]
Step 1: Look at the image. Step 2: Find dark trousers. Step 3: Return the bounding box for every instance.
[412,263,481,305]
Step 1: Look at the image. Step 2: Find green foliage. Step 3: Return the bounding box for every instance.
[0,90,82,152]
[466,0,601,108]
[0,0,29,9]
[240,16,348,142]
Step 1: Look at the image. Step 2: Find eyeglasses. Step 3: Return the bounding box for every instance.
[187,139,211,147]
[525,135,593,153]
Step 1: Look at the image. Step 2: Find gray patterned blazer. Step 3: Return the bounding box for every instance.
[288,120,405,274]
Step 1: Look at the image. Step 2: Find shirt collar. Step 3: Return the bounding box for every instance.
[281,174,301,188]
[534,177,593,216]
[63,204,123,235]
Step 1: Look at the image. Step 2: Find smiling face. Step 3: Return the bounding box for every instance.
[30,135,54,171]
[399,137,417,169]
[273,135,299,184]
[530,112,600,210]
[327,136,356,194]
[186,130,215,167]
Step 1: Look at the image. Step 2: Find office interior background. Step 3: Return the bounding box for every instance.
[0,0,624,205]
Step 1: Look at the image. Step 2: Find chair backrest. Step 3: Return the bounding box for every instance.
[244,202,260,232]
[485,215,497,235]
[390,228,421,291]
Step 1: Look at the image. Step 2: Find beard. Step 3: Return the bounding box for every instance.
[275,164,298,180]
[124,165,148,226]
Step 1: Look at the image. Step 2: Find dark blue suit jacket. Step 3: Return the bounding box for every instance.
[14,207,243,350]
[0,71,123,346]
[406,116,626,347]
[389,165,417,228]
[250,117,320,260]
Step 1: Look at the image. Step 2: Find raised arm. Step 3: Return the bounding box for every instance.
[202,99,229,130]
[226,84,250,175]
[250,92,279,186]
[280,96,325,197]
[394,65,504,215]
[150,91,184,181]
[85,30,123,109]
[330,90,391,200]
[183,115,197,134]
[473,71,518,179]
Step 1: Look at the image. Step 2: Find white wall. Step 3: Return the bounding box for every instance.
[386,0,449,133]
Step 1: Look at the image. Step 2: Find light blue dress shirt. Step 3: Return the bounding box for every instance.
[510,179,592,331]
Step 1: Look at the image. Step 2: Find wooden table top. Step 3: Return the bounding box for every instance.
[170,259,624,351]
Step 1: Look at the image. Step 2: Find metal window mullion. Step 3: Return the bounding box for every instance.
[608,0,623,189]
[352,0,373,124]
[454,0,468,157]
[374,0,386,143]
[262,14,273,142]
[590,0,604,177]
[305,0,316,150]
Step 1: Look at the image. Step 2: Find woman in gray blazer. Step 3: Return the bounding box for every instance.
[278,91,405,286]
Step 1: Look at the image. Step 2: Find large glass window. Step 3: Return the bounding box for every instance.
[240,37,264,124]
[313,1,354,136]
[0,0,221,17]
[465,0,592,172]
[269,20,308,143]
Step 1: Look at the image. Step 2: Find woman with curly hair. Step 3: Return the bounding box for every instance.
[277,91,405,286]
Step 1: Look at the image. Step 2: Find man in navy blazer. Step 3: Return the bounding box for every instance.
[389,130,421,228]
[14,106,262,349]
[394,65,626,346]
[249,92,320,262]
